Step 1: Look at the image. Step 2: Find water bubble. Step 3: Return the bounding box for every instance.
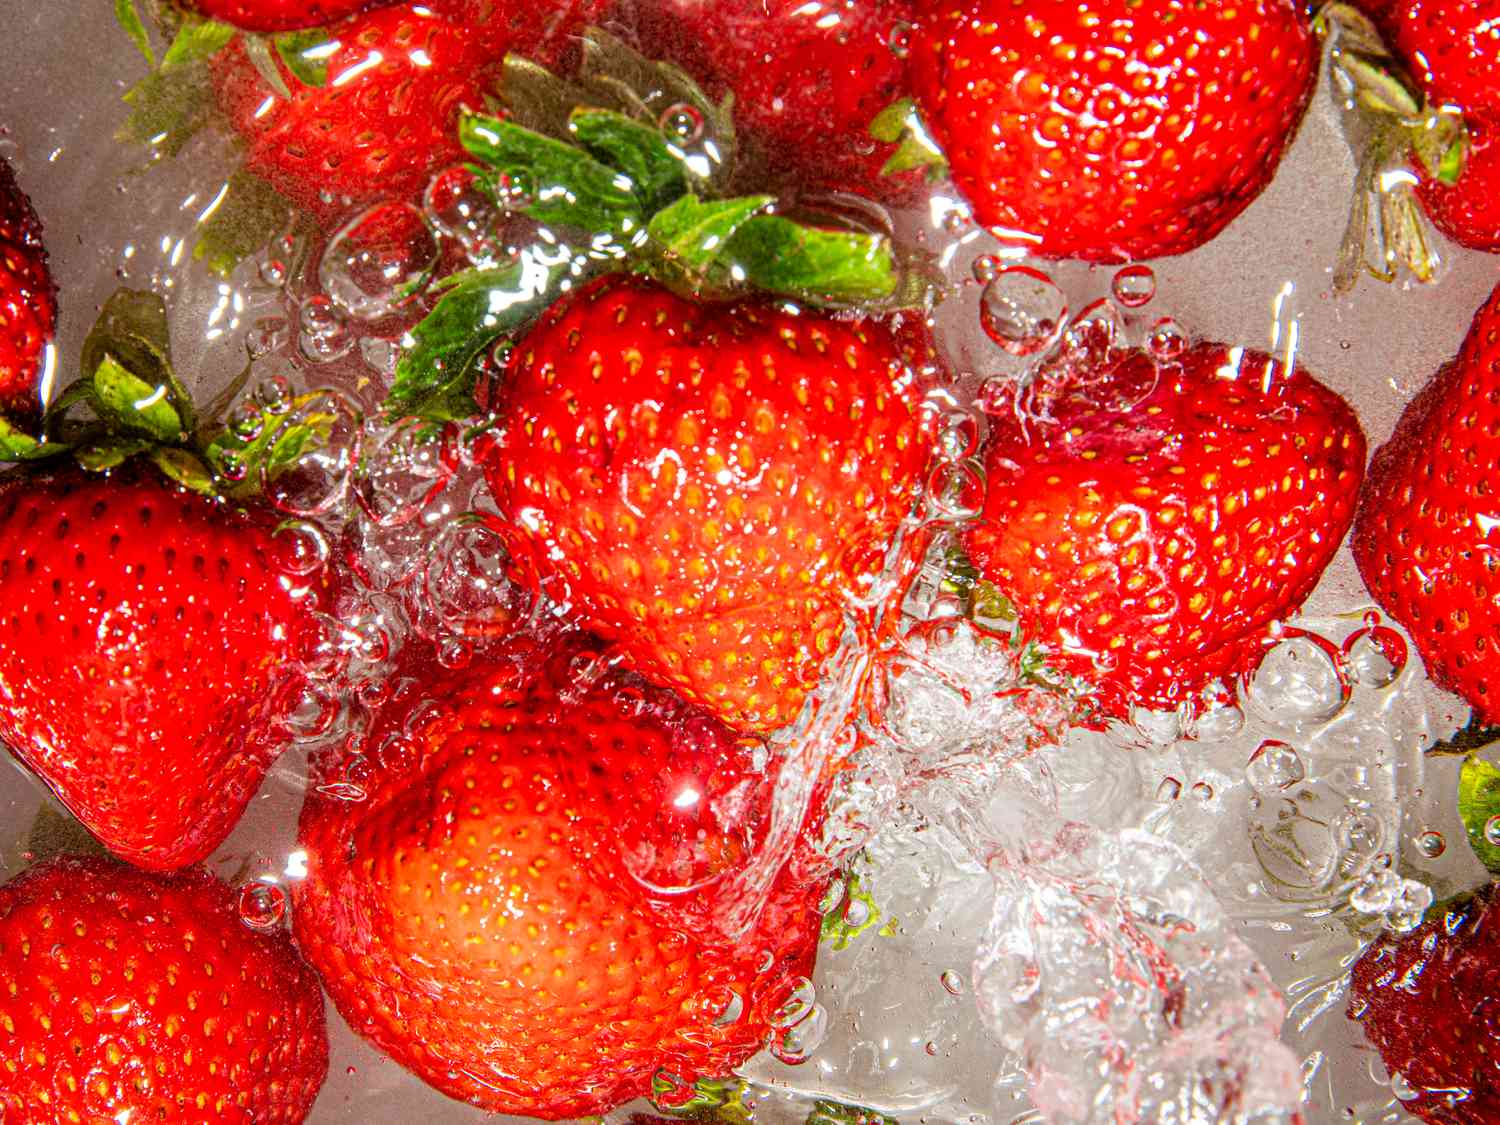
[246,316,290,359]
[1349,869,1402,914]
[1111,264,1157,308]
[1342,620,1408,688]
[424,519,531,638]
[226,399,265,441]
[1415,829,1446,858]
[1337,810,1385,859]
[254,374,294,414]
[320,202,440,321]
[237,882,287,932]
[1485,815,1500,846]
[980,267,1067,356]
[658,102,705,146]
[940,969,964,995]
[495,169,535,213]
[424,164,498,249]
[771,1002,828,1063]
[711,986,744,1027]
[261,388,363,518]
[1155,776,1183,802]
[286,685,343,740]
[942,206,972,234]
[1146,317,1188,360]
[925,1041,939,1056]
[1190,701,1245,742]
[1390,1072,1418,1101]
[936,412,980,461]
[1243,633,1350,727]
[359,336,402,379]
[356,418,457,528]
[298,296,353,363]
[259,255,289,288]
[1058,298,1124,369]
[769,976,818,1028]
[925,460,985,520]
[270,520,331,578]
[971,254,1001,284]
[1247,740,1306,792]
[842,896,872,928]
[887,19,914,57]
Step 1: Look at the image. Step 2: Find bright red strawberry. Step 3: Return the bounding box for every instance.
[479,273,934,735]
[1347,887,1500,1124]
[1365,0,1500,118]
[636,0,925,201]
[293,637,826,1118]
[0,855,328,1122]
[1415,115,1500,250]
[0,462,333,869]
[181,0,393,31]
[1352,284,1500,722]
[0,157,55,423]
[909,0,1318,262]
[966,345,1366,720]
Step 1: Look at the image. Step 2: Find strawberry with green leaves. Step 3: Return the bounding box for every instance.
[0,156,56,425]
[294,637,826,1117]
[1352,284,1500,723]
[965,344,1366,721]
[0,854,328,1121]
[0,289,337,869]
[909,0,1318,262]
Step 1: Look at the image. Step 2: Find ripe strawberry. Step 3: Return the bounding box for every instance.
[0,157,56,423]
[0,462,333,869]
[479,273,934,735]
[635,0,925,201]
[1347,886,1500,1124]
[293,638,825,1118]
[1415,115,1500,251]
[909,0,1318,262]
[0,855,328,1121]
[966,344,1366,720]
[180,0,392,31]
[1352,284,1500,723]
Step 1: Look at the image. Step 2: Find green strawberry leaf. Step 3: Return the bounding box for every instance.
[1459,753,1500,874]
[194,170,295,278]
[274,28,337,88]
[806,1101,898,1125]
[387,258,584,424]
[460,113,644,238]
[77,438,153,472]
[119,62,213,158]
[649,1075,752,1124]
[727,215,899,304]
[92,355,188,443]
[243,33,293,99]
[160,17,236,71]
[570,108,686,213]
[871,98,949,182]
[0,416,69,463]
[1410,114,1469,186]
[115,0,156,67]
[148,446,216,494]
[204,391,337,497]
[648,193,773,275]
[80,289,198,435]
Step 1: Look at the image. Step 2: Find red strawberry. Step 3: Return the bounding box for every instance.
[636,0,925,201]
[479,273,935,735]
[293,637,825,1118]
[909,0,1318,262]
[966,344,1366,720]
[1347,887,1500,1124]
[1352,284,1500,722]
[209,0,603,221]
[0,157,56,423]
[0,855,328,1122]
[1415,114,1500,251]
[181,0,393,31]
[0,462,333,869]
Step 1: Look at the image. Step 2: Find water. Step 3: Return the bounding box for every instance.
[1,3,1498,1123]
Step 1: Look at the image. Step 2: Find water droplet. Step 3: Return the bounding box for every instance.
[658,102,705,145]
[424,519,531,638]
[940,969,964,995]
[1111,264,1157,308]
[887,19,914,57]
[237,882,287,932]
[1155,776,1183,802]
[711,986,744,1027]
[320,202,440,321]
[926,460,985,519]
[254,375,294,414]
[495,169,535,213]
[298,296,352,363]
[271,520,331,577]
[1390,1072,1418,1101]
[1146,316,1187,360]
[246,316,290,359]
[424,164,498,249]
[1484,815,1500,846]
[1243,633,1350,727]
[936,412,980,461]
[842,896,871,928]
[1349,869,1402,914]
[770,976,817,1029]
[970,253,1001,284]
[942,206,972,234]
[1246,740,1305,792]
[1342,623,1408,688]
[1190,780,1215,802]
[925,1040,939,1056]
[1416,829,1446,858]
[359,336,402,379]
[771,1001,827,1063]
[258,255,289,288]
[262,388,363,518]
[980,267,1067,357]
[1338,810,1385,857]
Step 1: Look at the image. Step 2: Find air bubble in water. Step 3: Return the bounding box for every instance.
[1415,829,1446,858]
[1342,617,1408,688]
[495,170,535,213]
[271,521,331,578]
[1156,776,1183,802]
[1243,633,1350,726]
[1111,264,1157,308]
[1147,316,1187,360]
[769,976,818,1028]
[246,316,290,359]
[940,969,964,995]
[658,102,705,146]
[262,388,363,517]
[254,374,294,414]
[299,296,353,363]
[1246,740,1306,792]
[971,254,1001,284]
[359,336,402,379]
[888,19,914,57]
[926,460,985,519]
[772,1002,828,1063]
[711,986,744,1027]
[320,202,440,321]
[237,882,287,932]
[424,164,498,249]
[1485,815,1500,847]
[424,519,531,637]
[980,266,1067,356]
[937,412,979,461]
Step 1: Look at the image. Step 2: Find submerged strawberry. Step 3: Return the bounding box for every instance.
[1348,887,1500,1124]
[294,638,825,1118]
[181,0,393,31]
[479,273,934,735]
[966,344,1366,720]
[0,157,56,423]
[0,855,328,1121]
[910,0,1318,261]
[1352,284,1500,722]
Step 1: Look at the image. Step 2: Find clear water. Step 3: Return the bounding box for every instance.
[0,2,1495,1122]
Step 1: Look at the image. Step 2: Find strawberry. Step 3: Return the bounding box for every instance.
[965,344,1366,720]
[477,273,934,735]
[1415,115,1500,251]
[1352,284,1500,723]
[635,0,926,201]
[909,0,1318,262]
[0,854,328,1122]
[0,461,334,869]
[293,637,825,1118]
[180,0,393,31]
[0,157,56,423]
[1347,886,1500,1124]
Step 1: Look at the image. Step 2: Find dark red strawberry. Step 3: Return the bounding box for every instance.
[1352,284,1500,722]
[0,855,328,1121]
[0,462,333,869]
[181,0,394,31]
[966,344,1366,720]
[1348,886,1500,1124]
[478,273,934,735]
[293,637,825,1118]
[0,157,55,423]
[909,0,1318,261]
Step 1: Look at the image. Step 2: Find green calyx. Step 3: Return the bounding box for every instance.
[385,27,925,426]
[869,98,948,183]
[1,288,336,500]
[1319,1,1471,293]
[649,1075,753,1125]
[1459,750,1500,873]
[820,866,898,951]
